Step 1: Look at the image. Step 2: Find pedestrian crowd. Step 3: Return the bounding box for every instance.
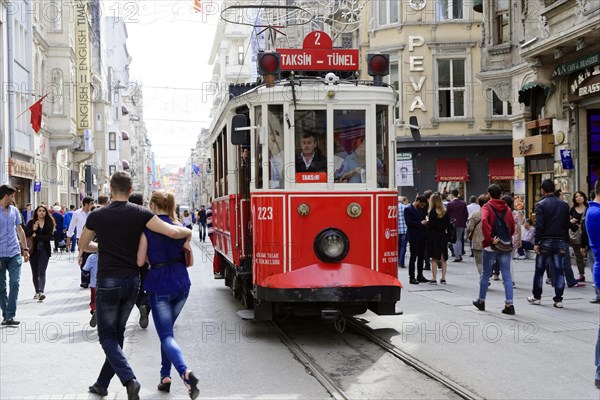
[398,179,600,389]
[0,172,207,400]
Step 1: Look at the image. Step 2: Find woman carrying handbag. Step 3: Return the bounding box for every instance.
[24,205,56,301]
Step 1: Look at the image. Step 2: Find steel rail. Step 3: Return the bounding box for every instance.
[347,318,484,400]
[266,321,351,400]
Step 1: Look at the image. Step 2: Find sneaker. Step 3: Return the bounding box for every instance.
[1,318,20,326]
[546,278,552,285]
[473,299,485,311]
[33,293,40,300]
[554,301,563,308]
[568,282,586,288]
[80,283,89,289]
[429,280,437,285]
[417,276,430,283]
[38,293,46,301]
[139,305,149,329]
[493,274,500,281]
[409,278,419,285]
[527,296,541,305]
[517,255,526,260]
[512,282,516,289]
[502,304,515,315]
[590,298,600,304]
[89,312,97,328]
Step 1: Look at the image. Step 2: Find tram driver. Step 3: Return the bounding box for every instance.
[295,131,327,173]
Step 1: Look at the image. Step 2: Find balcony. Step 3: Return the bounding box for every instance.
[525,118,553,135]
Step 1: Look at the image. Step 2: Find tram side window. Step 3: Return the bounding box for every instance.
[294,110,327,183]
[375,105,389,188]
[268,105,284,189]
[334,110,368,184]
[254,106,263,189]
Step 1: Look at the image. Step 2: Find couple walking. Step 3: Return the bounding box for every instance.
[78,172,199,400]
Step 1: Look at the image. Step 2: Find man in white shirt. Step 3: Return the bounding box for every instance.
[66,196,94,288]
[467,195,481,218]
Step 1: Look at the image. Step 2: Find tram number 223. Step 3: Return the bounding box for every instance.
[388,205,398,219]
[258,206,274,220]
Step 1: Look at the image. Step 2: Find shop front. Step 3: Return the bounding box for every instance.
[396,135,512,200]
[8,157,36,210]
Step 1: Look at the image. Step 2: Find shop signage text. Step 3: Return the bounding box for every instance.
[569,65,600,101]
[9,158,36,180]
[407,36,427,112]
[74,0,91,134]
[553,52,600,77]
[277,31,359,71]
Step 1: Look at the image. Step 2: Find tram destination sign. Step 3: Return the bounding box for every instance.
[277,31,359,72]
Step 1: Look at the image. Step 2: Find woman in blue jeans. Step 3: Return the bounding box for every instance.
[137,190,199,399]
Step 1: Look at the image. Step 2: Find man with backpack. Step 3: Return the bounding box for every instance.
[527,179,571,308]
[473,184,516,314]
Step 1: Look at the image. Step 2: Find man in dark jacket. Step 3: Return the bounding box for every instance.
[404,195,429,284]
[295,132,327,173]
[446,189,468,262]
[528,179,571,308]
[51,206,65,252]
[197,205,207,242]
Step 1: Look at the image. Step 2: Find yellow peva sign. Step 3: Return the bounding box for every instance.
[74,0,90,134]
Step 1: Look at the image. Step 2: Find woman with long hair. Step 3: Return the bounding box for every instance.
[570,191,589,281]
[427,193,450,284]
[24,205,56,300]
[136,190,199,400]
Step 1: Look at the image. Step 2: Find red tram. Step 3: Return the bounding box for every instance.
[208,32,405,320]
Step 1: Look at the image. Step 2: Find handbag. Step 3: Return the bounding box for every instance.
[183,246,193,267]
[569,225,582,246]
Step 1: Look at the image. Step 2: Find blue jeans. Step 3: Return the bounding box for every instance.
[479,249,512,303]
[517,241,534,256]
[149,290,190,378]
[398,233,408,267]
[0,255,22,319]
[533,239,568,302]
[95,276,140,388]
[453,227,465,258]
[562,250,580,286]
[596,326,600,381]
[199,223,207,241]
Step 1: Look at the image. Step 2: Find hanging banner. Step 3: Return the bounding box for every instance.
[74,0,91,134]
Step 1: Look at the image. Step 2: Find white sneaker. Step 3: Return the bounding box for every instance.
[38,293,46,301]
[553,301,563,308]
[517,256,526,260]
[527,296,541,305]
[33,293,40,300]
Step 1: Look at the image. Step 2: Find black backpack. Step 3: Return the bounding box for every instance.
[488,205,513,252]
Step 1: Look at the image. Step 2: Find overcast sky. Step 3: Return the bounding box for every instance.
[117,0,218,166]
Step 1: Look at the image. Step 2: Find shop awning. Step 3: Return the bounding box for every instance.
[489,158,514,180]
[518,82,553,104]
[436,159,469,182]
[121,130,129,140]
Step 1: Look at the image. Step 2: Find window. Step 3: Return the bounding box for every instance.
[493,0,510,44]
[51,68,64,114]
[109,165,116,176]
[15,93,27,133]
[49,0,62,31]
[109,132,116,150]
[437,0,463,20]
[437,59,465,118]
[388,63,400,119]
[335,110,366,184]
[489,90,512,117]
[294,110,327,183]
[375,0,399,27]
[238,44,244,65]
[268,105,284,189]
[375,106,389,188]
[254,106,263,189]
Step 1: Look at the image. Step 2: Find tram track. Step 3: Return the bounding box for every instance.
[194,238,481,400]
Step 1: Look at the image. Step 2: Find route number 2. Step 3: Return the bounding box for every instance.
[258,207,273,220]
[388,205,398,219]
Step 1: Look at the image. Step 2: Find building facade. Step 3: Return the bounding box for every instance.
[478,0,600,215]
[360,0,514,200]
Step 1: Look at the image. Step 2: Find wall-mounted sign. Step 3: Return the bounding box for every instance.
[568,65,600,101]
[74,0,91,134]
[9,158,36,180]
[560,149,575,170]
[396,153,414,187]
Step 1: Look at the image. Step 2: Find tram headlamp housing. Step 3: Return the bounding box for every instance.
[314,228,349,263]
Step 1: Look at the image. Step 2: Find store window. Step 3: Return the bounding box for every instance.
[436,158,469,196]
[527,157,554,216]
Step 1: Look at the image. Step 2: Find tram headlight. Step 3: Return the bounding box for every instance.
[313,229,349,263]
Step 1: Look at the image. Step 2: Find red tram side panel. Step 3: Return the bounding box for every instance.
[212,194,245,267]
